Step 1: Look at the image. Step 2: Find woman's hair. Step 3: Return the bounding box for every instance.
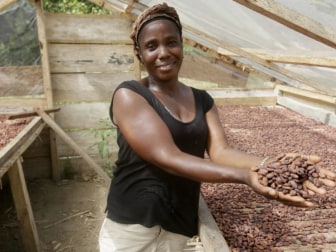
[131,2,182,58]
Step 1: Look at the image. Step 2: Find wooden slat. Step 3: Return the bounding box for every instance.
[34,4,54,109]
[0,117,45,177]
[214,96,277,106]
[45,13,133,44]
[54,102,110,130]
[52,72,135,103]
[199,196,230,252]
[0,0,16,11]
[56,129,117,157]
[7,107,60,120]
[217,48,336,68]
[8,159,40,252]
[0,66,43,96]
[48,44,134,73]
[233,0,336,49]
[276,84,336,105]
[0,97,48,113]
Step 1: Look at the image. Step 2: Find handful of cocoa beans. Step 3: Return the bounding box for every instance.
[253,154,326,199]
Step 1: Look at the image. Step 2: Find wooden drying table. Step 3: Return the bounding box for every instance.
[0,116,45,252]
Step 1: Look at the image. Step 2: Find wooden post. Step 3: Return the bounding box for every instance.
[8,159,41,252]
[30,0,61,181]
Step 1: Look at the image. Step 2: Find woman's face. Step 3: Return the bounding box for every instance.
[136,19,183,82]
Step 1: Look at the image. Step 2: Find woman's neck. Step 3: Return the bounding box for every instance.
[146,76,181,95]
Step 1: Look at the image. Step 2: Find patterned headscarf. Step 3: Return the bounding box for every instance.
[131,2,182,54]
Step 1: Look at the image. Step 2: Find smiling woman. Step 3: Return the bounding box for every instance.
[98,2,336,252]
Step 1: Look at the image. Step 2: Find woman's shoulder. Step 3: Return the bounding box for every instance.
[189,86,214,112]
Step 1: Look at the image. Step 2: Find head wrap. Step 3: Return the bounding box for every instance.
[131,2,182,51]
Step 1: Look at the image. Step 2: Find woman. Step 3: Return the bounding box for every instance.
[99,3,335,251]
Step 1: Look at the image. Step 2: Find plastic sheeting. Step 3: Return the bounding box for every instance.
[123,0,336,94]
[0,0,40,67]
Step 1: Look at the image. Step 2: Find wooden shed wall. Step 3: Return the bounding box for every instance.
[45,13,135,174]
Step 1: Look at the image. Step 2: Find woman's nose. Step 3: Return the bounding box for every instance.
[158,45,169,58]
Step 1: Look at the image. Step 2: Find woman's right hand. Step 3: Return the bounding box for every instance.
[247,154,336,208]
[248,169,316,208]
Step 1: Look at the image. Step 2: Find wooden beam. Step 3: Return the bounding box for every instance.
[276,85,336,105]
[199,196,230,252]
[0,0,16,11]
[7,107,60,120]
[35,109,111,186]
[217,48,336,68]
[0,117,45,177]
[31,1,54,110]
[30,0,61,181]
[8,159,41,252]
[233,0,336,49]
[0,97,47,112]
[183,25,335,95]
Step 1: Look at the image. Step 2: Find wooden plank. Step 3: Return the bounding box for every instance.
[217,48,336,68]
[45,13,133,44]
[31,1,61,182]
[183,26,336,96]
[49,129,61,181]
[7,159,41,252]
[198,196,230,252]
[277,96,336,127]
[36,110,111,186]
[214,96,277,106]
[7,107,60,120]
[52,72,135,103]
[54,102,110,130]
[48,44,134,73]
[276,85,336,105]
[0,97,48,113]
[208,88,277,107]
[33,4,54,110]
[0,117,45,177]
[0,0,16,11]
[56,129,117,157]
[0,66,43,96]
[233,0,336,49]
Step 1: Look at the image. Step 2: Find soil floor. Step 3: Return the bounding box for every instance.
[0,177,108,252]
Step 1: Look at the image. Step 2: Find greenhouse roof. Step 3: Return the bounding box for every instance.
[94,0,336,95]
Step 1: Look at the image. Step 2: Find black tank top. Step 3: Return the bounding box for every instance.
[106,80,214,237]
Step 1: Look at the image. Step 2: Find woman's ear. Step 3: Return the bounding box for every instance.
[134,46,143,63]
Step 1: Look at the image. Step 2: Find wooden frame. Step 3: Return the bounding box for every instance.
[0,117,45,252]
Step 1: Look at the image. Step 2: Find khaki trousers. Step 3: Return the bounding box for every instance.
[99,217,190,252]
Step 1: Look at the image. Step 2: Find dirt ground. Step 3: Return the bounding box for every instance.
[0,175,108,252]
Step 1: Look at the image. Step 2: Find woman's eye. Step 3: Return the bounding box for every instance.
[168,40,178,47]
[146,43,156,50]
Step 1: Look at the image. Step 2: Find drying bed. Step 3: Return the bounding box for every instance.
[201,105,336,252]
[0,115,33,151]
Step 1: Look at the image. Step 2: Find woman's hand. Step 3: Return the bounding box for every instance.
[249,154,336,208]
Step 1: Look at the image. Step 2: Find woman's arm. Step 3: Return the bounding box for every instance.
[205,105,263,170]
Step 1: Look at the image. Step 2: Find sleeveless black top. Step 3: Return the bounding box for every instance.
[107,80,214,237]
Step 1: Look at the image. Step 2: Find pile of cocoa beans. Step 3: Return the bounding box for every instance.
[253,154,323,199]
[202,106,336,251]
